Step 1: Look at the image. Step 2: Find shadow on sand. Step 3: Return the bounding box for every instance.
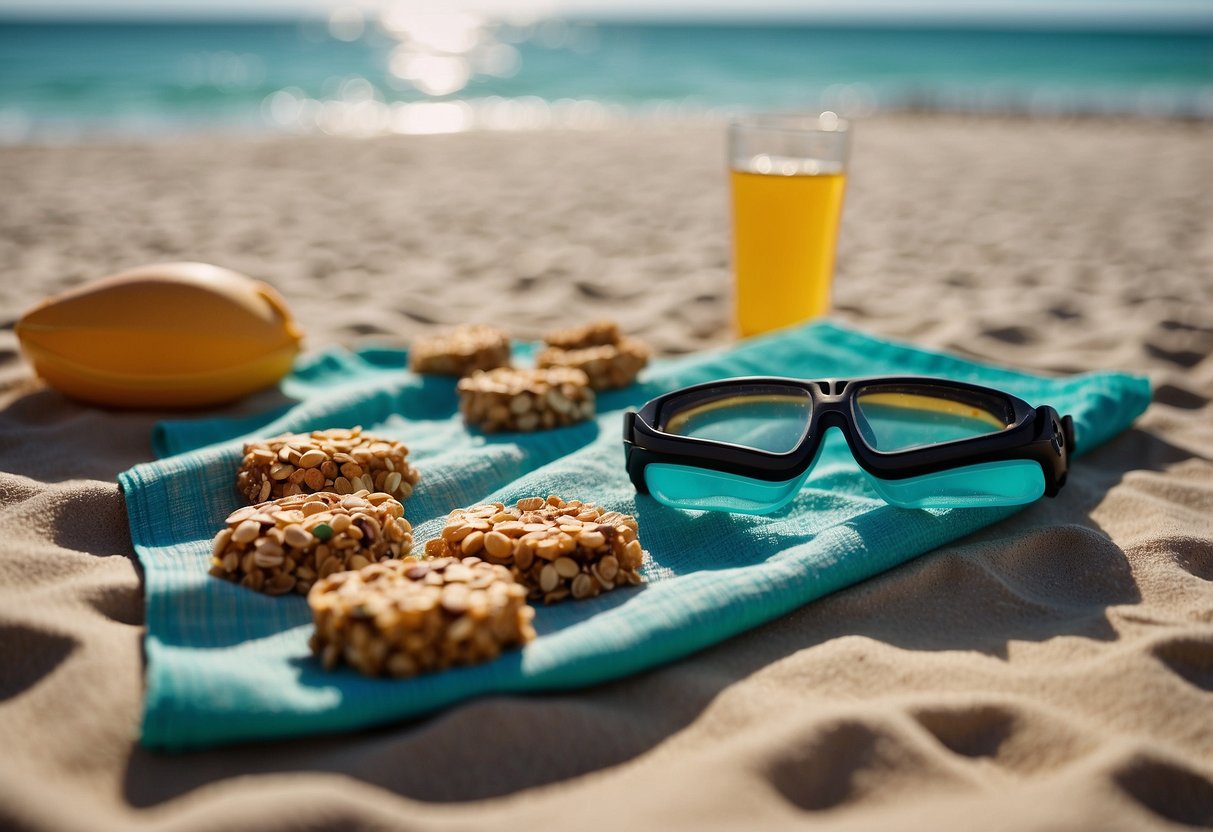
[0,385,301,482]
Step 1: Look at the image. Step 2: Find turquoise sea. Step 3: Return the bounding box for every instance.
[0,17,1210,140]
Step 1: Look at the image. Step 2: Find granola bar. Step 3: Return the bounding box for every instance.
[236,426,420,505]
[409,324,511,377]
[457,367,595,433]
[425,495,645,604]
[308,555,535,677]
[209,490,413,596]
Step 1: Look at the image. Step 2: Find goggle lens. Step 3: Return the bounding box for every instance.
[664,391,811,454]
[854,388,1012,452]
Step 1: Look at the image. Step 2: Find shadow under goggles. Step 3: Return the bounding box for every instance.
[623,376,1074,515]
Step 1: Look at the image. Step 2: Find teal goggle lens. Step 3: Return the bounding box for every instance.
[628,379,1067,514]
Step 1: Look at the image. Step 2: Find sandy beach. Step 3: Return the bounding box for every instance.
[1,114,1212,830]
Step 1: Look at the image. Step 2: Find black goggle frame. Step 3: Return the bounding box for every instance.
[623,375,1074,497]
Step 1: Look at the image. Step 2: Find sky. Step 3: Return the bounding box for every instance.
[0,0,1210,27]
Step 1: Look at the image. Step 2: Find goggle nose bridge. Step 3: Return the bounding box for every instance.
[803,403,867,457]
[805,398,856,430]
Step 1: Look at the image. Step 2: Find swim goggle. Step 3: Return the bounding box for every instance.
[623,376,1074,514]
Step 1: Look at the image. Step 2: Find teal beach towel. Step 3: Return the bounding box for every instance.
[119,322,1150,751]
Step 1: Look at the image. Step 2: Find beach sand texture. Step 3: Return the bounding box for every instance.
[1,116,1212,831]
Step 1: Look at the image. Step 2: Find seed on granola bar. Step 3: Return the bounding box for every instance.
[457,367,595,433]
[307,555,536,677]
[409,323,511,377]
[209,491,413,597]
[425,495,645,604]
[235,426,420,505]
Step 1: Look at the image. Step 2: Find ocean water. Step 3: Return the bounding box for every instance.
[0,17,1210,141]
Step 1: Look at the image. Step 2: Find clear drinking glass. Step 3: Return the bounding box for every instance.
[729,113,851,337]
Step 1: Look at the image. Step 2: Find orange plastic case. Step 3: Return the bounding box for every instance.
[15,262,303,408]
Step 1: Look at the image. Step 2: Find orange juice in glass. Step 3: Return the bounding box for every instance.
[729,113,850,337]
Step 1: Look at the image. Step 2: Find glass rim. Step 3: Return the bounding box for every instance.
[728,111,851,135]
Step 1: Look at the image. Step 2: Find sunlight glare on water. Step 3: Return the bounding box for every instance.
[0,0,1209,142]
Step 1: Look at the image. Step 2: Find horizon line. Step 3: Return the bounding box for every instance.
[1,10,1211,32]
